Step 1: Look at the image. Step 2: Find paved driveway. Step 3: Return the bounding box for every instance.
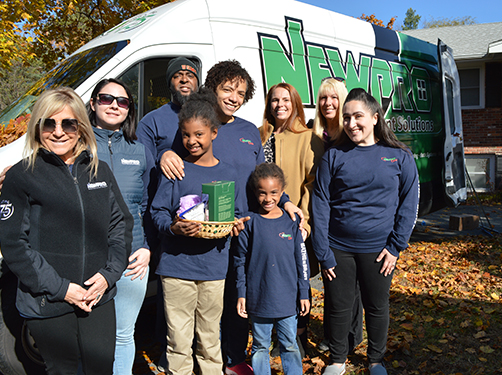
[410,203,502,242]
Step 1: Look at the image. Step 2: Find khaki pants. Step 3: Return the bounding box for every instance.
[161,277,225,375]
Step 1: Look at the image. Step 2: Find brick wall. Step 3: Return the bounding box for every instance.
[462,107,502,155]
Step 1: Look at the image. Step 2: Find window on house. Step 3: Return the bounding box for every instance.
[485,62,502,108]
[465,155,495,192]
[459,68,480,107]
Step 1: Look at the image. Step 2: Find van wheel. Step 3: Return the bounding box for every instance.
[0,272,45,375]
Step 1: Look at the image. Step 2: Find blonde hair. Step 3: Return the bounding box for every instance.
[24,87,99,177]
[312,78,348,143]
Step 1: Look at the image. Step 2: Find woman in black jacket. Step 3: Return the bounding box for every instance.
[0,87,132,375]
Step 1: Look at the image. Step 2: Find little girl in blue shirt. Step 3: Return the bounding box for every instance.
[235,163,310,375]
[151,89,248,375]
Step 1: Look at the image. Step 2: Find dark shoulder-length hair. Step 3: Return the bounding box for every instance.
[263,82,308,133]
[339,88,409,151]
[87,78,137,142]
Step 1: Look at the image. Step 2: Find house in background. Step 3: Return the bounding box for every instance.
[403,23,502,192]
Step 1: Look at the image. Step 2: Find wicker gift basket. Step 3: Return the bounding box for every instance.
[178,217,238,239]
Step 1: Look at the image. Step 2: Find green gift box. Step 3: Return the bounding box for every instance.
[202,180,235,222]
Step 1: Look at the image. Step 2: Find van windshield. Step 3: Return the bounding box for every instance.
[0,41,128,126]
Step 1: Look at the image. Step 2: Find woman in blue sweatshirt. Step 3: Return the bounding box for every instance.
[88,78,156,375]
[312,88,419,375]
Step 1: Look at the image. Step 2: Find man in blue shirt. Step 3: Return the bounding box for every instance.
[136,57,200,167]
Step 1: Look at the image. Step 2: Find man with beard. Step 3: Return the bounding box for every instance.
[137,57,200,175]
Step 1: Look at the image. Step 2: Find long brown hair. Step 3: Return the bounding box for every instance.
[262,83,307,143]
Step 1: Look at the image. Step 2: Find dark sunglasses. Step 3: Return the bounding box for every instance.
[40,118,79,133]
[321,76,346,83]
[96,93,130,109]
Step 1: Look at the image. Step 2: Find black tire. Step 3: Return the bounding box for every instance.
[0,270,45,375]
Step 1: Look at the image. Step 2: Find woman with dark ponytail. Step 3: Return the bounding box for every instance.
[312,88,419,375]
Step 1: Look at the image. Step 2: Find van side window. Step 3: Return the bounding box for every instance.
[119,58,171,121]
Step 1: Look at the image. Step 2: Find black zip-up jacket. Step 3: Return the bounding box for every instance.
[0,149,132,318]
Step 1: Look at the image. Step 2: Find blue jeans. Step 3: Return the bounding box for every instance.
[250,315,302,375]
[113,266,149,375]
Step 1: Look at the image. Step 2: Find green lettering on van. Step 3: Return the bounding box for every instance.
[101,10,157,36]
[344,54,371,91]
[370,58,393,106]
[389,62,414,112]
[411,67,433,112]
[258,16,433,117]
[307,44,331,102]
[326,49,371,92]
[259,19,310,101]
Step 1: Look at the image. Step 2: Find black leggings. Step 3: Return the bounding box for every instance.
[323,276,363,351]
[26,300,116,375]
[324,249,393,364]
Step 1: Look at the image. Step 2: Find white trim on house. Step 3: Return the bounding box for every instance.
[489,40,502,54]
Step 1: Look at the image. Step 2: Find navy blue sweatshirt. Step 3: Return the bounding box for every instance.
[212,117,264,214]
[311,142,419,270]
[155,116,265,214]
[235,211,310,318]
[151,161,242,281]
[136,101,181,161]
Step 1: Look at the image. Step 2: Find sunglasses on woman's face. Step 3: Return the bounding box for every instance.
[40,118,79,133]
[96,93,130,109]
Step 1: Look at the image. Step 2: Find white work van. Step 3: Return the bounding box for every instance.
[0,0,466,373]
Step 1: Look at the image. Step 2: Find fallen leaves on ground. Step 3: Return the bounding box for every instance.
[135,234,502,375]
[298,235,502,374]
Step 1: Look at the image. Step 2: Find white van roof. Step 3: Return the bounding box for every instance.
[75,0,375,60]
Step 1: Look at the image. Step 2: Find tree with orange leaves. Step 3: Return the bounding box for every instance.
[0,0,174,73]
[359,13,396,30]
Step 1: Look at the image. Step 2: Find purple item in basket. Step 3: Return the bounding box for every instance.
[177,195,201,215]
[177,194,210,216]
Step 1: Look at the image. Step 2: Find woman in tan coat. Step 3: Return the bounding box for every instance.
[259,82,324,355]
[260,83,324,236]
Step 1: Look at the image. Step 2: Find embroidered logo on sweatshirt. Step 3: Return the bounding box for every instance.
[381,157,398,163]
[87,181,108,190]
[121,158,140,166]
[0,200,14,220]
[279,232,293,240]
[239,138,255,146]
